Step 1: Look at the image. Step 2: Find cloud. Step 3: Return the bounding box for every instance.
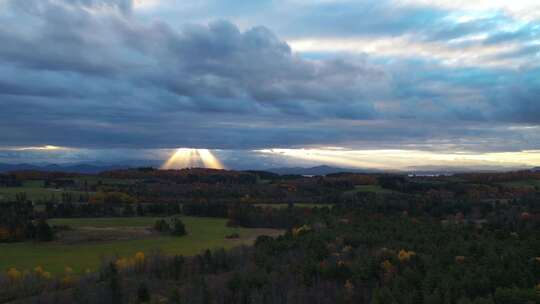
[6,0,133,14]
[0,0,538,160]
[256,148,540,170]
[0,1,389,150]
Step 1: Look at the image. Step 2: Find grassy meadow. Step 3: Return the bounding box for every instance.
[0,217,281,274]
[0,187,88,203]
[0,177,131,203]
[0,179,90,203]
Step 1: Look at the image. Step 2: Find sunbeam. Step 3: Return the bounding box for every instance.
[161,148,224,169]
[197,149,224,169]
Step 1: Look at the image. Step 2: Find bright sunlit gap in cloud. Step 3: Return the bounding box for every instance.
[161,148,225,169]
[288,36,529,68]
[258,148,540,170]
[8,145,67,151]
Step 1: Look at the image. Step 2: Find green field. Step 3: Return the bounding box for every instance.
[0,217,281,274]
[0,187,90,203]
[0,177,134,203]
[0,178,92,204]
[48,217,162,228]
[0,176,129,203]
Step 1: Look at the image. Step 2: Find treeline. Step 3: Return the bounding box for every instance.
[457,170,540,183]
[95,168,377,204]
[377,175,538,199]
[0,173,21,187]
[182,202,229,218]
[100,168,260,185]
[43,202,181,218]
[119,171,539,207]
[3,171,81,181]
[0,202,53,242]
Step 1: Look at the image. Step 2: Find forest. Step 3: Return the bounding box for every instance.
[0,168,539,303]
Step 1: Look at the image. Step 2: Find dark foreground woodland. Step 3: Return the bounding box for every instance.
[1,168,540,303]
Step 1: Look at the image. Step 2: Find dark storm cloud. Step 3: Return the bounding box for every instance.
[0,81,79,98]
[116,20,386,107]
[0,0,539,154]
[0,0,388,150]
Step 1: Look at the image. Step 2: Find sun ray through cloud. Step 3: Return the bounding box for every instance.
[257,148,540,170]
[161,148,224,169]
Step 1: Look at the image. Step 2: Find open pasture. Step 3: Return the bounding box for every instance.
[0,187,87,202]
[0,184,89,203]
[0,217,282,274]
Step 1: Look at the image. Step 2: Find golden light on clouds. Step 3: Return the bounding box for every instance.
[161,148,224,169]
[258,148,540,170]
[11,145,67,151]
[197,149,225,169]
[288,36,527,68]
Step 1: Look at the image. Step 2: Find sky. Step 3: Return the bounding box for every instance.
[0,0,539,170]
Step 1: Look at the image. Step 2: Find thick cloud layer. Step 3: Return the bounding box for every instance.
[0,0,539,157]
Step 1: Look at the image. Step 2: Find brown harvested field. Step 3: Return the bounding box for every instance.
[55,226,159,244]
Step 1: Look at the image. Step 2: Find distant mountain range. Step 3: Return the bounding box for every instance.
[267,165,540,176]
[1,162,538,175]
[0,163,370,176]
[0,163,132,174]
[264,165,381,176]
[404,165,532,174]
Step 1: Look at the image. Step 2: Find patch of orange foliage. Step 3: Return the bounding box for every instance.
[398,249,416,262]
[7,268,22,283]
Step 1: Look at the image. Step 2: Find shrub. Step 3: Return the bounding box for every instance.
[36,219,54,242]
[154,218,187,236]
[171,218,187,236]
[225,232,240,239]
[398,249,416,262]
[154,219,170,232]
[7,268,22,283]
[135,252,145,264]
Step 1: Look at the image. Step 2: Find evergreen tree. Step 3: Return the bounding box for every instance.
[172,218,187,236]
[154,219,170,232]
[109,263,123,304]
[136,204,145,216]
[36,219,53,242]
[137,282,151,303]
